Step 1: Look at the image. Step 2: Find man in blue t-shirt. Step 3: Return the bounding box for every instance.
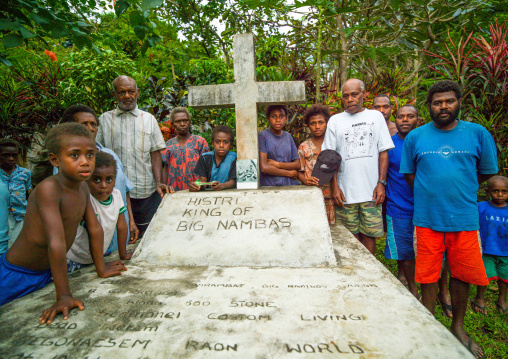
[384,105,418,299]
[400,80,498,359]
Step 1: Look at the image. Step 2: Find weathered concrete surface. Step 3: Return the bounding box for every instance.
[0,223,473,358]
[188,33,306,190]
[132,187,337,267]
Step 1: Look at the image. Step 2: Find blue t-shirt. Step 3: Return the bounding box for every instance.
[258,129,300,186]
[386,134,414,218]
[478,201,508,256]
[0,165,31,222]
[0,182,10,254]
[400,120,498,232]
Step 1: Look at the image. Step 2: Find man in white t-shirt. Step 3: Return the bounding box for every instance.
[322,79,394,254]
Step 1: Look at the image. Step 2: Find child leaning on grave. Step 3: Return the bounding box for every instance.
[297,104,337,224]
[0,123,127,323]
[67,151,133,274]
[258,105,300,186]
[189,125,237,192]
[0,139,32,248]
[472,175,508,316]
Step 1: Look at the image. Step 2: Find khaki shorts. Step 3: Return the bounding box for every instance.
[336,201,383,238]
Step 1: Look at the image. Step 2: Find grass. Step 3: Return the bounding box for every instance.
[374,237,508,359]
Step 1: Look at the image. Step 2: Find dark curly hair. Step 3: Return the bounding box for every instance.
[95,151,117,175]
[61,104,99,127]
[46,123,95,155]
[0,138,20,152]
[266,105,288,119]
[427,80,462,104]
[303,104,332,125]
[212,125,234,142]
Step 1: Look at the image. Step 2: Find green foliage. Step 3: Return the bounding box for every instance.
[425,20,508,175]
[60,47,140,114]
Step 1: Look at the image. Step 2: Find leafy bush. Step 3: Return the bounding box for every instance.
[60,47,140,114]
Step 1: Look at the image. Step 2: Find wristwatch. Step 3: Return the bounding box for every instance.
[377,180,387,186]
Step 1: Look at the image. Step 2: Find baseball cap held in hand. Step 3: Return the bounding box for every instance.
[311,150,342,185]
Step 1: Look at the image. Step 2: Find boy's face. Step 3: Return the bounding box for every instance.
[488,180,508,207]
[307,115,327,137]
[268,109,286,133]
[0,146,18,171]
[213,132,232,158]
[88,166,116,202]
[50,136,96,183]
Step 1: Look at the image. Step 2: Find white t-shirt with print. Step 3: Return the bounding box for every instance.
[322,109,394,204]
[67,189,126,264]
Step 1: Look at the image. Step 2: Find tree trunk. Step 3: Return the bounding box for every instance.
[337,13,348,91]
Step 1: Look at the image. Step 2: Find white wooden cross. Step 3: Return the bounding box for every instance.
[188,33,306,189]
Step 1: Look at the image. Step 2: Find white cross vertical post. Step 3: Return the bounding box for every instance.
[188,33,306,189]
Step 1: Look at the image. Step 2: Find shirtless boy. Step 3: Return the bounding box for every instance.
[0,123,127,324]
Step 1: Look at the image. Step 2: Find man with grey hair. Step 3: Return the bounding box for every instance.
[161,107,209,191]
[322,78,394,254]
[96,75,170,237]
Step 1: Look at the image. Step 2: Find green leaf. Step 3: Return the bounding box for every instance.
[115,0,130,16]
[0,18,13,30]
[141,0,163,12]
[146,34,160,47]
[129,11,143,26]
[452,9,462,18]
[134,25,146,40]
[19,27,37,39]
[3,33,23,48]
[0,55,12,67]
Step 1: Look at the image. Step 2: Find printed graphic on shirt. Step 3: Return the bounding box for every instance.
[485,214,508,239]
[344,123,374,160]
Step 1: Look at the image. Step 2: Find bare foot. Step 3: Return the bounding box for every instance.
[452,330,484,359]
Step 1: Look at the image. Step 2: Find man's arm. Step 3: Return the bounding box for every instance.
[150,150,170,197]
[373,150,388,206]
[38,182,83,324]
[85,196,127,277]
[404,173,415,189]
[331,173,346,207]
[259,153,298,179]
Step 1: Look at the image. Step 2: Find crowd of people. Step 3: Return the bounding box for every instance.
[0,75,505,359]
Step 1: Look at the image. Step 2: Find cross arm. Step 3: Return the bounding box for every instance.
[188,83,236,109]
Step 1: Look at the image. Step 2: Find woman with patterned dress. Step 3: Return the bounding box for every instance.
[162,107,209,191]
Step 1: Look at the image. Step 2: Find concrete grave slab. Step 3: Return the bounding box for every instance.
[0,223,473,358]
[131,187,337,267]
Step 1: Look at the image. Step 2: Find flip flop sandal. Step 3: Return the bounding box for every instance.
[470,300,487,315]
[496,302,508,316]
[465,334,485,359]
[437,297,453,318]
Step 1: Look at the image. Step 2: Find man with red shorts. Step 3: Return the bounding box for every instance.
[400,80,498,359]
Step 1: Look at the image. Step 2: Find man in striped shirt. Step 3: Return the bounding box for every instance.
[97,75,171,237]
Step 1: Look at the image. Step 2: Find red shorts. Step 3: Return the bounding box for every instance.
[415,226,488,286]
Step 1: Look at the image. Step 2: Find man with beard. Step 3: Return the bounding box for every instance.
[323,79,394,254]
[97,76,171,237]
[400,80,498,359]
[162,107,209,191]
